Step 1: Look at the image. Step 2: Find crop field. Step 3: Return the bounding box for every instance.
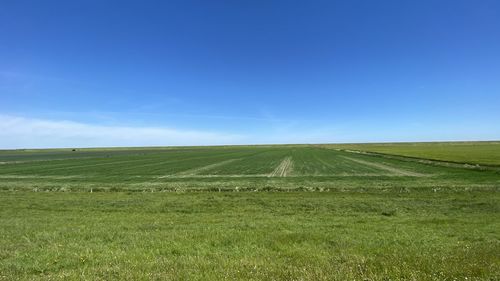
[1,144,499,280]
[325,141,500,166]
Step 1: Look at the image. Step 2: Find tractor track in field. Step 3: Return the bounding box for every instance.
[269,157,293,177]
[158,158,241,178]
[341,156,427,177]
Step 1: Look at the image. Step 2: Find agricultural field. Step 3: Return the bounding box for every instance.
[0,144,499,280]
[325,141,500,166]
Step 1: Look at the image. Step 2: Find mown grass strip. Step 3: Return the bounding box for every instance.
[341,156,428,177]
[269,157,294,177]
[160,158,241,178]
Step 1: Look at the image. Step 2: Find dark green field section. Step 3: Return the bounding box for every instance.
[0,147,442,178]
[1,145,499,192]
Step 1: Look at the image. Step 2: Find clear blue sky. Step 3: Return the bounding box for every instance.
[1,0,499,148]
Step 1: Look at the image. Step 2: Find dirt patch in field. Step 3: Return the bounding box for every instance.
[269,157,293,177]
[342,156,427,177]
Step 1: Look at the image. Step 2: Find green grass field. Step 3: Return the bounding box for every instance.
[325,141,500,166]
[1,144,499,280]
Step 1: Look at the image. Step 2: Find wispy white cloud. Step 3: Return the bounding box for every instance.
[0,115,245,149]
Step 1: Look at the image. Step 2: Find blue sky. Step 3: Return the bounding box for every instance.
[1,0,499,148]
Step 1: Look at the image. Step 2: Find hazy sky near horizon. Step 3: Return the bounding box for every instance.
[1,0,499,148]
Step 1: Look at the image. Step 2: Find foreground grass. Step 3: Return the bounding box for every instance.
[1,190,499,280]
[325,141,500,166]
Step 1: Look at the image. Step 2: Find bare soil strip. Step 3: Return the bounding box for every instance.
[341,156,427,177]
[158,159,240,178]
[269,157,293,177]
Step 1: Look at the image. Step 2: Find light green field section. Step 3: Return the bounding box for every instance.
[324,141,500,166]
